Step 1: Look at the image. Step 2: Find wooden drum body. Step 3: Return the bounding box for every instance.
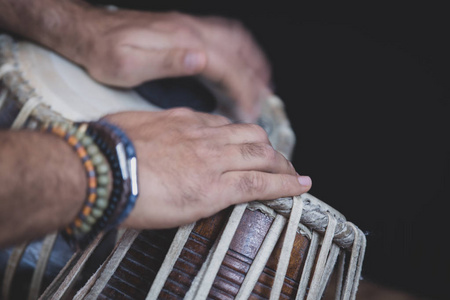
[76,205,311,299]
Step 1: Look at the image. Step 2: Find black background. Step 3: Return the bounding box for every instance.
[90,1,450,298]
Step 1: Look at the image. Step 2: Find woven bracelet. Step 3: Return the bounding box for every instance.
[39,119,138,250]
[75,120,138,248]
[97,120,138,227]
[87,121,138,226]
[40,122,112,246]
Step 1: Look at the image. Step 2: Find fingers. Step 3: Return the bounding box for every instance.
[206,123,270,145]
[202,50,269,122]
[220,171,312,204]
[217,143,295,175]
[116,47,207,86]
[162,108,231,127]
[198,16,271,86]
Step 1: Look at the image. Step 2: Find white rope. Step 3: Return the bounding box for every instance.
[146,222,195,300]
[28,232,58,300]
[11,96,42,129]
[264,195,355,250]
[340,223,363,300]
[0,63,14,109]
[317,243,340,297]
[0,63,15,78]
[306,214,338,300]
[0,88,7,108]
[185,203,247,300]
[334,250,346,300]
[349,223,366,300]
[235,214,286,299]
[184,235,219,300]
[295,231,320,300]
[270,195,304,300]
[2,242,28,300]
[38,232,106,300]
[82,229,140,300]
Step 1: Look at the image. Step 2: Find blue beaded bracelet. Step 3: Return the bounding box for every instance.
[97,120,138,227]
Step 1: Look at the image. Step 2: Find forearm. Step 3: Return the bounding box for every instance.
[0,130,86,248]
[0,0,100,66]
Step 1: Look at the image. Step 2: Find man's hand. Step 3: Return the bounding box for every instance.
[0,109,310,246]
[0,0,271,123]
[105,109,311,229]
[79,9,271,123]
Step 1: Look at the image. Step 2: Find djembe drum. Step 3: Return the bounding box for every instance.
[0,34,366,300]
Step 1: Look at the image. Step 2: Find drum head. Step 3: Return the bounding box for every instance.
[16,42,166,121]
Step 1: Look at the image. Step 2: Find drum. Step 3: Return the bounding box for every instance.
[0,34,366,300]
[41,196,365,300]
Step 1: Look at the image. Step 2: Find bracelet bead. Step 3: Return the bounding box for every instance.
[38,119,138,250]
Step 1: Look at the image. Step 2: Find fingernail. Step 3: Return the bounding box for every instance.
[184,51,205,73]
[298,176,312,186]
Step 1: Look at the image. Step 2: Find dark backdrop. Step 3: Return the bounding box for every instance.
[89,1,450,298]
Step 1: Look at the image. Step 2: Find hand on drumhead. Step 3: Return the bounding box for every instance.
[104,109,311,229]
[73,8,272,123]
[76,9,272,122]
[1,1,272,121]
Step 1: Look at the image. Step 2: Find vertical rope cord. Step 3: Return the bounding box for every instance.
[145,223,195,300]
[0,88,7,107]
[317,243,341,296]
[348,223,366,300]
[334,251,346,300]
[82,229,140,300]
[0,63,15,116]
[270,195,304,300]
[295,231,320,300]
[0,63,15,78]
[235,214,286,299]
[2,242,28,300]
[306,214,338,300]
[38,232,105,300]
[10,97,42,129]
[184,234,219,300]
[340,223,363,300]
[185,203,247,300]
[28,232,58,300]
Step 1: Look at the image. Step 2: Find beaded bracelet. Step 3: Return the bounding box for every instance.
[40,122,111,243]
[73,120,138,249]
[39,119,138,250]
[76,122,128,247]
[70,124,112,237]
[95,120,138,227]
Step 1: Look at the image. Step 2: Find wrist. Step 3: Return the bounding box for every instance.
[0,0,104,68]
[39,119,138,249]
[37,0,103,68]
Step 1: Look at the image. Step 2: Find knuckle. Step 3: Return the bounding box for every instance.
[278,175,297,195]
[172,26,198,43]
[241,143,274,160]
[166,107,195,118]
[214,114,232,125]
[167,11,184,19]
[162,48,186,71]
[230,19,246,33]
[228,19,251,40]
[247,124,269,141]
[236,172,266,195]
[107,48,138,86]
[168,11,193,24]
